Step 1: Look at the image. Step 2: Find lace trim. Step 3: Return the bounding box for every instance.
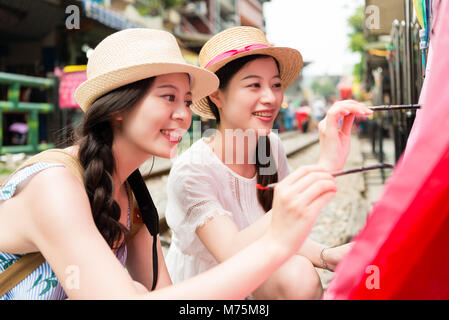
[234,177,243,211]
[185,200,233,231]
[186,200,212,216]
[194,209,233,230]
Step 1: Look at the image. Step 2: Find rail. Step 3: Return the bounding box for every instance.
[0,72,56,155]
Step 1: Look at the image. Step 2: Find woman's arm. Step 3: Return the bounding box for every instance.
[22,167,141,299]
[21,165,334,299]
[126,226,172,290]
[196,209,270,263]
[196,208,350,270]
[144,232,288,299]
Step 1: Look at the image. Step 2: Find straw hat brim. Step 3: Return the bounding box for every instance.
[191,46,303,119]
[75,62,219,112]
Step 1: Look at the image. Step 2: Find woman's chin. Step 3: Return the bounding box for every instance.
[142,143,176,160]
[153,146,178,159]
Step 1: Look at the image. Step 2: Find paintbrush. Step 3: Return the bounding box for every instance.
[256,163,394,190]
[368,104,420,111]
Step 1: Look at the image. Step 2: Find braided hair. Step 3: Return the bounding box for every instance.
[75,77,154,249]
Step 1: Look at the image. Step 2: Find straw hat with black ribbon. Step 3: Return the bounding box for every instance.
[74,28,219,112]
[191,26,304,119]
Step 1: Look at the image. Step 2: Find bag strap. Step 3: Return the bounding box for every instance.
[1,149,84,188]
[127,169,159,291]
[0,149,159,296]
[0,253,46,297]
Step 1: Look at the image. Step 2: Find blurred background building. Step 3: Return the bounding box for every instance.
[0,0,425,156]
[0,0,270,153]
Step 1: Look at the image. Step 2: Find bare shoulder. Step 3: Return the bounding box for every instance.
[0,165,141,299]
[22,165,93,232]
[0,166,93,254]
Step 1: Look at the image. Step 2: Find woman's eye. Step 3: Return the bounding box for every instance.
[248,83,261,88]
[273,83,282,88]
[163,94,175,102]
[185,100,192,108]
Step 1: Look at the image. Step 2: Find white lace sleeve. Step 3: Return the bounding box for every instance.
[165,161,233,252]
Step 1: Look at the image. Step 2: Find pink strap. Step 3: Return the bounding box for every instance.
[204,44,270,68]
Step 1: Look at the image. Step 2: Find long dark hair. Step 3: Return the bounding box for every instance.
[207,55,280,212]
[74,77,154,249]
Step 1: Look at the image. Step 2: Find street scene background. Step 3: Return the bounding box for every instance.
[0,0,423,289]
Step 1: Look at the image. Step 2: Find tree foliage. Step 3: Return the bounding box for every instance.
[347,6,366,82]
[311,78,337,101]
[135,0,186,16]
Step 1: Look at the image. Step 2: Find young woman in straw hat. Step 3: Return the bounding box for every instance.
[164,26,373,299]
[0,28,337,300]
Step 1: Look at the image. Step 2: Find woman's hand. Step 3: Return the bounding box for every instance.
[317,100,373,172]
[269,165,337,257]
[322,242,354,271]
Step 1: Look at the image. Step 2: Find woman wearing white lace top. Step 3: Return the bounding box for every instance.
[165,27,373,299]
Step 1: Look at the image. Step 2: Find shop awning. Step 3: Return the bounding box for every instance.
[81,0,142,30]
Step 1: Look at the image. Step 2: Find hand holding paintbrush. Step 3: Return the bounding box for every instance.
[316,100,373,172]
[315,101,418,173]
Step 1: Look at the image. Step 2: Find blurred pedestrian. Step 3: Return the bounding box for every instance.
[295,102,311,133]
[9,122,28,145]
[312,99,326,123]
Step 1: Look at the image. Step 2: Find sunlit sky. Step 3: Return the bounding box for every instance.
[263,0,364,77]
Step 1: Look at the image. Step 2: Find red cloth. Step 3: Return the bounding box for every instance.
[323,2,449,299]
[339,87,352,100]
[295,111,308,131]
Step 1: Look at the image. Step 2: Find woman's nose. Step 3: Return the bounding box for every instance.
[172,103,189,122]
[260,86,277,104]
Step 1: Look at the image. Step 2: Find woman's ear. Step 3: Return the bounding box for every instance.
[208,90,222,109]
[112,111,123,121]
[111,112,124,131]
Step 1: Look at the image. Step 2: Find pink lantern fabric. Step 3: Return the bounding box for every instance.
[323,2,449,299]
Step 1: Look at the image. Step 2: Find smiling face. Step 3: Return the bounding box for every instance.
[117,73,192,159]
[211,56,283,135]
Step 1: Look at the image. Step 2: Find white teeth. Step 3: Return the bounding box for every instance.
[161,130,182,141]
[253,112,272,117]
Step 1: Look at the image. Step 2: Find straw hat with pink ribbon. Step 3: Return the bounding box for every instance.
[191,26,303,119]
